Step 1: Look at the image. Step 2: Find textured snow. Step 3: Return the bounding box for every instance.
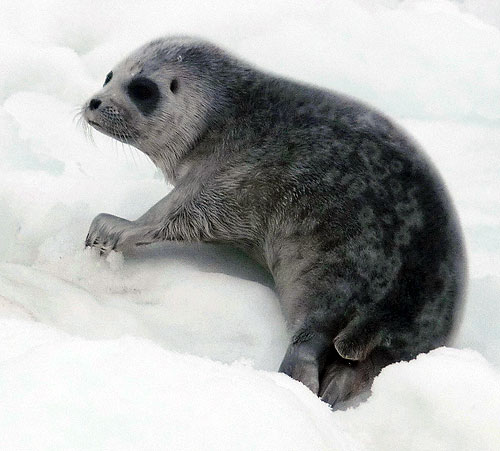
[0,0,499,450]
[0,319,359,451]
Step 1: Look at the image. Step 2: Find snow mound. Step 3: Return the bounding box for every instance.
[1,320,499,451]
[0,318,360,451]
[339,348,500,450]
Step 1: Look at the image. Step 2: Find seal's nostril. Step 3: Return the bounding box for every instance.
[89,99,102,110]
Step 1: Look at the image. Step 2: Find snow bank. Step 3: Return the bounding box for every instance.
[0,0,499,449]
[1,319,499,451]
[0,318,359,451]
[340,347,500,451]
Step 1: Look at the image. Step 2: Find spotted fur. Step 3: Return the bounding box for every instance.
[83,36,467,409]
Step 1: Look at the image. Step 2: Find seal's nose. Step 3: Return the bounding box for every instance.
[89,98,102,110]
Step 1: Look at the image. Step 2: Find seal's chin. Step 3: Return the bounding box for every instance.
[86,119,114,137]
[86,118,137,145]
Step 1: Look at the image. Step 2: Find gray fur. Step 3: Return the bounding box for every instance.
[82,36,467,409]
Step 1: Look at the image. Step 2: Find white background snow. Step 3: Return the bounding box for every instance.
[0,0,499,449]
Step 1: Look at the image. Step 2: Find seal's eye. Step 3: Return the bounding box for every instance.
[103,71,113,87]
[170,79,179,93]
[127,77,160,115]
[128,78,159,101]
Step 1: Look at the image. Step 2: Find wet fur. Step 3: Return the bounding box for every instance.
[83,36,467,409]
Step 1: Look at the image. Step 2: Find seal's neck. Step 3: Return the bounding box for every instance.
[144,119,222,185]
[144,133,196,184]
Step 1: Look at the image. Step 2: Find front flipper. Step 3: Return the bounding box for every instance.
[85,213,157,256]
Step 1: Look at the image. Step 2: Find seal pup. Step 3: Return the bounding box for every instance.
[82,36,466,409]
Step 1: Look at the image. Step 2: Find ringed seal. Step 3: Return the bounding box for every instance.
[82,36,467,409]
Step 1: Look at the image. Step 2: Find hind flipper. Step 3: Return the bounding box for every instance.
[333,316,382,361]
[279,332,330,395]
[319,348,394,409]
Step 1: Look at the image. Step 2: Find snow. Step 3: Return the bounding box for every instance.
[340,348,500,450]
[0,319,358,451]
[0,0,499,450]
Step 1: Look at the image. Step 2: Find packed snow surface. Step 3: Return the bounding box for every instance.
[0,0,499,450]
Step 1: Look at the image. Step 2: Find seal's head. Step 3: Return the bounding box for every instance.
[82,36,240,180]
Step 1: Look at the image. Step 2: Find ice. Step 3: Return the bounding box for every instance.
[0,0,499,449]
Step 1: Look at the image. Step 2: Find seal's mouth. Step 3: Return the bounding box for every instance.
[85,116,138,144]
[86,117,115,135]
[87,120,102,129]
